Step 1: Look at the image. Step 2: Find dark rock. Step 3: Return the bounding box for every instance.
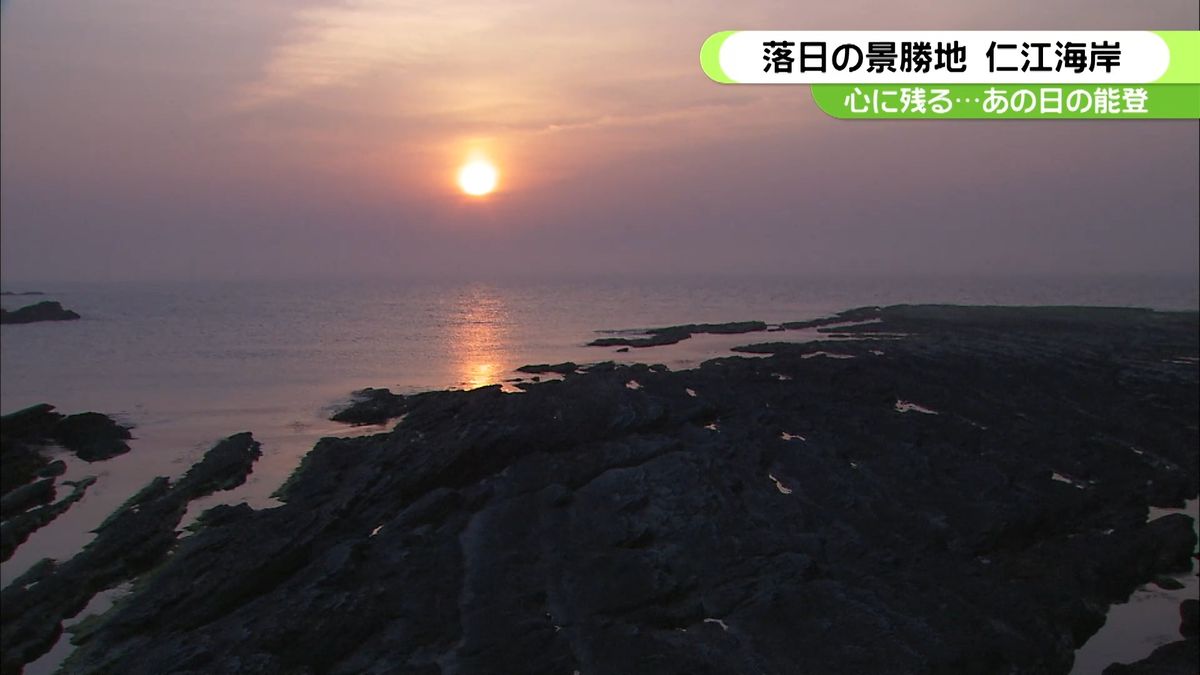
[0,291,45,296]
[0,433,260,670]
[0,403,63,440]
[330,387,406,425]
[1144,514,1197,574]
[589,321,768,348]
[1182,599,1199,638]
[1152,575,1186,590]
[0,438,52,495]
[1,405,133,495]
[0,301,81,324]
[731,341,855,355]
[0,477,95,562]
[0,478,56,519]
[780,306,883,330]
[39,306,1200,675]
[194,502,255,529]
[174,431,261,495]
[516,362,578,375]
[582,360,619,373]
[332,386,514,429]
[670,320,767,335]
[1102,638,1199,674]
[54,412,133,461]
[37,460,68,478]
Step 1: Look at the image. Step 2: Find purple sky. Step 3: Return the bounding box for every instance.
[2,1,1197,282]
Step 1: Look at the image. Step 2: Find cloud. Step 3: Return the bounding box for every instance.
[236,0,522,108]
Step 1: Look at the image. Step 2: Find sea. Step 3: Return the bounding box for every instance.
[1,274,1197,674]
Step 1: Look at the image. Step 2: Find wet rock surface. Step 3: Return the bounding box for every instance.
[0,433,261,672]
[32,305,1200,675]
[0,301,80,325]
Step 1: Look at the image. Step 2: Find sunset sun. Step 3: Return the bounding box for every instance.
[457,159,498,196]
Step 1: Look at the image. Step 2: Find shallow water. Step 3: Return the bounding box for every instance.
[1071,499,1200,674]
[2,275,1197,672]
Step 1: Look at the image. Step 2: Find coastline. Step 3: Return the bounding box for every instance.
[3,304,1195,674]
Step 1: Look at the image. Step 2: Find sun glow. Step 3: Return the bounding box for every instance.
[457,159,498,196]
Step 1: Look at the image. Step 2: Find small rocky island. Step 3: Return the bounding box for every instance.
[2,305,1198,674]
[0,301,81,325]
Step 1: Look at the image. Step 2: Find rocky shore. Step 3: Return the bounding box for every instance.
[2,305,1198,674]
[0,405,135,564]
[2,404,132,489]
[1,433,262,672]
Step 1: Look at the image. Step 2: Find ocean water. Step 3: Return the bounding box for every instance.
[2,274,1197,672]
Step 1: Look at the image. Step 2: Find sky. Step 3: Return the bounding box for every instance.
[1,0,1198,283]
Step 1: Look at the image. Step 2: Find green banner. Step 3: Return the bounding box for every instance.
[1153,31,1200,84]
[811,84,1200,119]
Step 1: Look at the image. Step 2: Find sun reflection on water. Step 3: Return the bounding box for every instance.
[466,362,498,389]
[449,285,511,390]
